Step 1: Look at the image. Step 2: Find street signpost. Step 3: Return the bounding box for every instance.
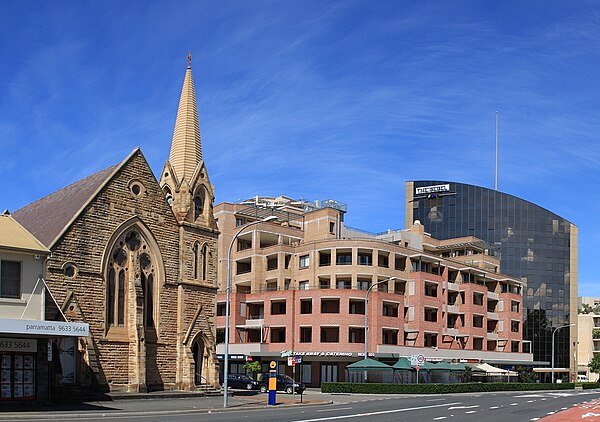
[410,354,424,384]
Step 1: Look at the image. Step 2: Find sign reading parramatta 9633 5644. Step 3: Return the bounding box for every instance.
[0,319,89,337]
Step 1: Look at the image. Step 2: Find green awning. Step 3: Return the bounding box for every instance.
[347,358,393,371]
[392,357,414,371]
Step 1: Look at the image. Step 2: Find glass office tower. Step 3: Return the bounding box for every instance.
[406,181,578,374]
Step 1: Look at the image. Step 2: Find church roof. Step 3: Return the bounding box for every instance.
[12,150,138,247]
[0,213,50,254]
[167,64,202,184]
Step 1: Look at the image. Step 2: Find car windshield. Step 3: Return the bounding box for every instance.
[238,374,252,380]
[282,375,294,382]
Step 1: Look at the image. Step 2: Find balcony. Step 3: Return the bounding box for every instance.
[487,331,499,340]
[487,312,499,320]
[443,328,459,336]
[443,304,460,314]
[487,291,499,301]
[244,319,264,327]
[447,283,460,292]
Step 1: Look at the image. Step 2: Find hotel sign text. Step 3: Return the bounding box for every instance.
[416,184,450,195]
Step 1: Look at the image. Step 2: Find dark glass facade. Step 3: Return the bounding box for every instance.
[407,181,577,369]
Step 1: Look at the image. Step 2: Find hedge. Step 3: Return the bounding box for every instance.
[321,382,576,394]
[581,382,600,390]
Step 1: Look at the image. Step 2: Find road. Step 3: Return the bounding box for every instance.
[2,389,599,421]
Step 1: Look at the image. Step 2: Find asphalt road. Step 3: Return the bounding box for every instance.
[2,389,600,422]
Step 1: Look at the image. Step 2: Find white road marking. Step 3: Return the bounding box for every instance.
[292,402,462,422]
[489,406,499,409]
[465,411,477,414]
[510,403,519,406]
[317,407,353,413]
[433,417,447,420]
[448,405,479,410]
[427,398,446,402]
[527,400,535,403]
[530,419,540,421]
[547,411,555,415]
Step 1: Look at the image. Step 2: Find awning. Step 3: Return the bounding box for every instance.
[347,358,393,371]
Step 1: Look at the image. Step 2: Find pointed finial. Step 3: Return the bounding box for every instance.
[187,51,192,68]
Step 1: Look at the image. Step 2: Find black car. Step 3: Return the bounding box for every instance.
[257,373,306,394]
[222,373,260,390]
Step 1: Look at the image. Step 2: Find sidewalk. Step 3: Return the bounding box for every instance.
[0,390,329,419]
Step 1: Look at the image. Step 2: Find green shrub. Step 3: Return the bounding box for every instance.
[581,382,599,390]
[321,382,575,394]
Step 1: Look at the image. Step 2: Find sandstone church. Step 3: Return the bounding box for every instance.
[13,58,219,392]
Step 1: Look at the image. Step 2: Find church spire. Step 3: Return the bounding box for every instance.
[167,52,202,184]
[160,54,216,230]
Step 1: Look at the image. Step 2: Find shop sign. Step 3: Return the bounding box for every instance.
[0,338,37,353]
[416,184,450,195]
[280,350,353,358]
[0,319,89,337]
[216,354,245,360]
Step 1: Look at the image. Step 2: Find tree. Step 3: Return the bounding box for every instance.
[589,353,600,376]
[244,361,261,378]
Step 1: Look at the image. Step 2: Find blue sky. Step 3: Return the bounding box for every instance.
[1,1,598,295]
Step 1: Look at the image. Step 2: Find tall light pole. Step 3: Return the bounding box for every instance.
[223,215,277,407]
[363,276,397,382]
[552,323,575,384]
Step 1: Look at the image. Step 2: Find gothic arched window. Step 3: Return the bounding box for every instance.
[106,228,158,331]
[201,243,208,281]
[194,192,204,220]
[193,242,199,280]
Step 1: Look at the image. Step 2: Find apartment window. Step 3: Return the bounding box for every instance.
[424,333,438,347]
[284,278,291,290]
[336,278,351,289]
[319,278,331,289]
[237,238,252,251]
[1,260,21,299]
[349,299,365,315]
[320,327,339,343]
[511,320,520,333]
[424,282,438,297]
[247,303,264,319]
[348,327,364,343]
[216,303,227,316]
[473,337,483,350]
[266,281,278,291]
[382,302,399,317]
[395,255,407,271]
[236,259,251,275]
[511,301,520,313]
[319,251,331,267]
[271,327,286,343]
[501,283,509,293]
[247,329,261,343]
[336,251,352,265]
[236,217,245,227]
[329,222,335,234]
[321,298,340,314]
[378,252,389,268]
[267,256,278,271]
[299,255,310,269]
[300,327,312,343]
[377,280,388,293]
[284,254,291,269]
[473,315,484,328]
[271,300,286,315]
[357,251,372,266]
[357,279,371,291]
[473,292,484,306]
[424,307,438,322]
[394,281,405,295]
[299,281,309,290]
[300,299,312,314]
[511,341,520,352]
[382,329,398,345]
[216,329,225,344]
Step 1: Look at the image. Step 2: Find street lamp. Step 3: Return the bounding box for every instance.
[223,215,277,407]
[363,276,397,382]
[551,323,575,384]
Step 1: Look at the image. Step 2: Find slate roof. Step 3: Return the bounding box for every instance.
[12,163,120,247]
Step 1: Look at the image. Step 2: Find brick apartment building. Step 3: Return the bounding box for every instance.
[215,197,533,386]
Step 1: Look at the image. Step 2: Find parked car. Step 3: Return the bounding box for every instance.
[221,373,260,390]
[257,373,306,394]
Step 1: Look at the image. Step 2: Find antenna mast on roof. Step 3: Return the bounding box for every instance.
[495,111,499,191]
